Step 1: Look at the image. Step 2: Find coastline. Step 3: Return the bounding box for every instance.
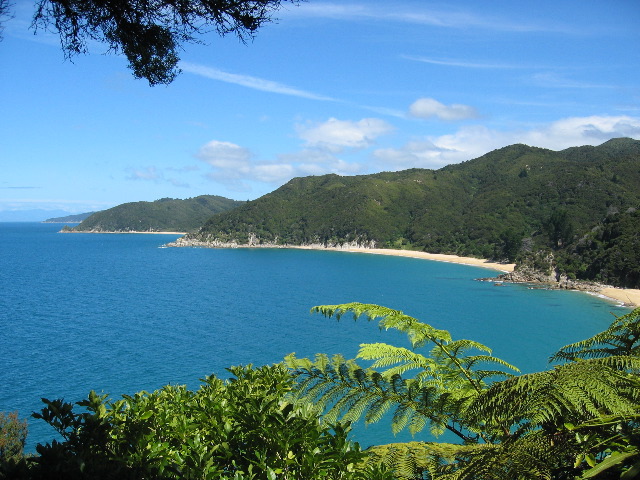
[294,245,516,273]
[598,287,640,308]
[166,238,640,308]
[294,245,640,308]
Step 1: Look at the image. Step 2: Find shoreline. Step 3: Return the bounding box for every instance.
[165,238,640,309]
[293,245,639,308]
[597,287,640,308]
[294,245,516,273]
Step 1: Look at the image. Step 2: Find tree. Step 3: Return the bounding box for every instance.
[27,364,392,479]
[0,411,28,462]
[543,209,574,249]
[3,0,298,85]
[0,411,29,480]
[287,303,640,479]
[0,0,10,41]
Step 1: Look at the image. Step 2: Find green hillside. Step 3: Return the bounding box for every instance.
[184,138,640,288]
[43,211,96,223]
[69,195,244,233]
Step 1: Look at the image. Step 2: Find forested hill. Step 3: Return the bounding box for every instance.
[67,195,244,233]
[182,138,640,288]
[43,211,95,223]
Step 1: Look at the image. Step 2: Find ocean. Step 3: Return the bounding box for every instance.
[0,222,631,451]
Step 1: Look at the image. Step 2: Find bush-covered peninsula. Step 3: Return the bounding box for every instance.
[175,138,640,288]
[65,195,244,233]
[43,212,96,223]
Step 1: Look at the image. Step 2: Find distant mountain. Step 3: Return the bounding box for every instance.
[68,195,244,233]
[43,212,96,223]
[178,138,640,288]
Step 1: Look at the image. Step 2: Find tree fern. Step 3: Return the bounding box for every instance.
[288,302,640,479]
[287,303,519,444]
[552,307,640,361]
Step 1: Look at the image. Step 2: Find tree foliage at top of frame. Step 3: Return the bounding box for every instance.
[18,0,298,85]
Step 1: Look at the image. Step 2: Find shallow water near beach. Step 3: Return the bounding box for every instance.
[0,222,631,450]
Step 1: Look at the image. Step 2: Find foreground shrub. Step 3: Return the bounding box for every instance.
[26,364,390,479]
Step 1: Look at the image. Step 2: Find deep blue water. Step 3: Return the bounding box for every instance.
[0,222,631,451]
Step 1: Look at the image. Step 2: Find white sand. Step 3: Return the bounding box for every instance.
[295,245,516,273]
[598,287,640,308]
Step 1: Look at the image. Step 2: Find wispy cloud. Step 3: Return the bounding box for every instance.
[282,2,568,33]
[403,55,531,69]
[531,72,615,89]
[126,166,191,188]
[180,62,335,101]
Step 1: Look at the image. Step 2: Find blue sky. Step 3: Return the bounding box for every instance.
[1,0,639,219]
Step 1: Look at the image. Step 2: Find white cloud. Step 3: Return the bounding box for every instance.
[517,115,640,149]
[297,117,394,152]
[373,115,640,170]
[374,140,459,169]
[196,141,253,169]
[196,133,369,192]
[409,98,479,121]
[197,115,640,193]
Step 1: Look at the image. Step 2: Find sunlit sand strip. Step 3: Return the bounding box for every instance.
[294,245,516,273]
[598,287,640,308]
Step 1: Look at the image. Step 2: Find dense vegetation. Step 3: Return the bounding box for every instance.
[1,365,390,480]
[287,304,640,479]
[183,138,640,288]
[67,195,244,233]
[2,306,639,479]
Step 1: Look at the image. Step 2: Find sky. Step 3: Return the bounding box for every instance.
[1,0,639,220]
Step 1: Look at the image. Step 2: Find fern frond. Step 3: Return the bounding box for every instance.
[357,343,435,375]
[461,354,520,373]
[443,338,493,356]
[311,302,452,346]
[552,307,640,361]
[469,357,640,436]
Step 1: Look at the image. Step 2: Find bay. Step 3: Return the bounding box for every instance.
[0,222,631,451]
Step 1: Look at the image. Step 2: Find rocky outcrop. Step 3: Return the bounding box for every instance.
[481,250,607,293]
[165,233,378,250]
[494,269,605,292]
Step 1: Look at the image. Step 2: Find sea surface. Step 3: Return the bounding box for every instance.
[0,222,631,451]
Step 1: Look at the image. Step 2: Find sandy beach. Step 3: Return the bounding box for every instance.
[295,245,640,308]
[598,288,640,308]
[301,246,516,273]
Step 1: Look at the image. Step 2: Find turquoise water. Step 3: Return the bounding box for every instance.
[0,222,630,450]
